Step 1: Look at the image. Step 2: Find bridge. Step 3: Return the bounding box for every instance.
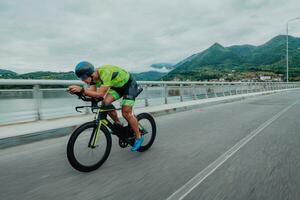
[0,80,300,200]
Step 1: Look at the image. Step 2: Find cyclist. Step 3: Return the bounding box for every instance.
[67,61,143,151]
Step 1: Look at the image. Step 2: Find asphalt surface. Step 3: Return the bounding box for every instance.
[1,90,300,200]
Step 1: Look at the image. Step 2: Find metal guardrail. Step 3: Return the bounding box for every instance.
[0,79,300,124]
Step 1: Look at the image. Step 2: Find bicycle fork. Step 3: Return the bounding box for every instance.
[88,109,107,148]
[88,121,102,148]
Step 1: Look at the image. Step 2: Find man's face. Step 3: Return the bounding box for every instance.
[82,76,92,84]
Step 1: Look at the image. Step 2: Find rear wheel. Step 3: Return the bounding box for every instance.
[67,122,112,172]
[136,113,156,152]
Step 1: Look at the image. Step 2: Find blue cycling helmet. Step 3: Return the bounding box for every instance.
[75,61,95,80]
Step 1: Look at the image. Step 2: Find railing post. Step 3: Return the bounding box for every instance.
[248,83,251,93]
[192,84,197,100]
[229,84,232,95]
[144,85,149,107]
[259,83,262,91]
[33,84,42,120]
[270,82,272,90]
[240,83,243,94]
[164,84,168,104]
[264,82,267,91]
[222,83,225,96]
[213,84,217,97]
[205,84,209,98]
[180,84,183,102]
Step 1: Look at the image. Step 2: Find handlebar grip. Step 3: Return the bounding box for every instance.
[75,106,85,113]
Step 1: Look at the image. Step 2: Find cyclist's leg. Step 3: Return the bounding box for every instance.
[121,76,141,139]
[104,89,121,124]
[121,102,141,139]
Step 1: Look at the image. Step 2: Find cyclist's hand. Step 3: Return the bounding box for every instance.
[68,85,82,94]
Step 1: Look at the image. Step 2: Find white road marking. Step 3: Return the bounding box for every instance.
[166,99,300,200]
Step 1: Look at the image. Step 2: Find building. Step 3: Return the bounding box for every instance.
[259,76,271,81]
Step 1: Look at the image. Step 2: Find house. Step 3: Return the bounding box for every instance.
[259,76,271,81]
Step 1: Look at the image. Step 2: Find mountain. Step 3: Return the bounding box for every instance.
[0,70,77,80]
[131,71,167,81]
[18,71,77,80]
[0,69,18,78]
[164,35,300,81]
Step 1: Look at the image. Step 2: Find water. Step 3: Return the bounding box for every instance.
[0,85,250,125]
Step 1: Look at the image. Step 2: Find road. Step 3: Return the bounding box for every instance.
[1,89,300,200]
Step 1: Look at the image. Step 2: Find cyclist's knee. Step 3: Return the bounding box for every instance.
[102,98,113,106]
[102,99,110,106]
[122,109,132,120]
[102,94,115,106]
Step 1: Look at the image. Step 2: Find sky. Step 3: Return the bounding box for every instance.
[0,0,300,73]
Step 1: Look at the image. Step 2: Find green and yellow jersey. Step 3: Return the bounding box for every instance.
[93,64,137,107]
[94,65,130,88]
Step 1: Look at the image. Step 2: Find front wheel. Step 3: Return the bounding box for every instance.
[136,113,156,152]
[67,121,112,172]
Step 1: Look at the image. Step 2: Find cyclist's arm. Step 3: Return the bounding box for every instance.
[83,85,109,99]
[87,85,96,91]
[83,68,113,98]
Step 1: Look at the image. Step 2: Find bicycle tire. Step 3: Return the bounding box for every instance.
[67,121,112,172]
[136,113,156,152]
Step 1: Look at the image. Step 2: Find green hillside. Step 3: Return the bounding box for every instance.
[0,70,77,80]
[131,71,167,81]
[164,35,300,81]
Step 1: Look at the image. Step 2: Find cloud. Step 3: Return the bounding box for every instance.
[0,0,299,73]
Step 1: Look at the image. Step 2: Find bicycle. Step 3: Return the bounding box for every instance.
[66,88,156,172]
